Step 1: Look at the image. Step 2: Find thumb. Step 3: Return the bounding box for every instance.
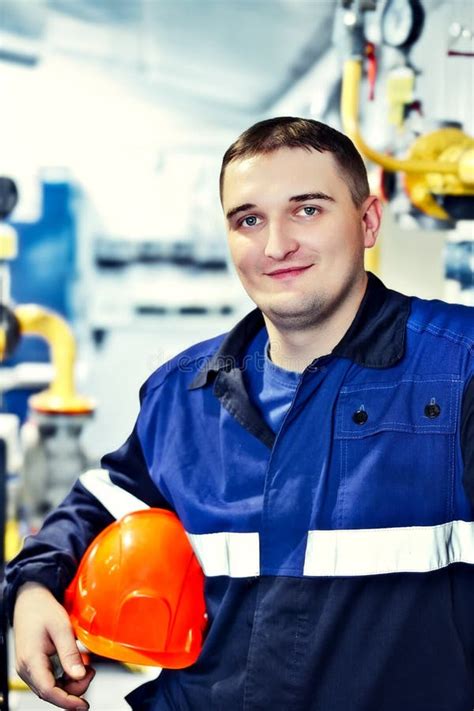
[52,627,86,679]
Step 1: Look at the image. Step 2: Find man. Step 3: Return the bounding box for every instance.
[7,117,474,711]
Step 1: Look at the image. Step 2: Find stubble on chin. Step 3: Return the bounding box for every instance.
[261,273,364,333]
[261,294,330,332]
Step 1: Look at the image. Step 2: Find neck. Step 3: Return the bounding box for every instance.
[264,273,368,372]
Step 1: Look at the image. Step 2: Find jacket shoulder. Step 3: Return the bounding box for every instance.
[408,296,474,351]
[140,331,227,397]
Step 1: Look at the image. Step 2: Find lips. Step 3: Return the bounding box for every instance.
[266,265,313,278]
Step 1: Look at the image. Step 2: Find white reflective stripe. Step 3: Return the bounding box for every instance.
[304,520,474,576]
[187,531,260,577]
[79,469,149,520]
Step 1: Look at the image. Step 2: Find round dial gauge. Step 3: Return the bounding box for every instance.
[0,178,18,220]
[381,0,425,49]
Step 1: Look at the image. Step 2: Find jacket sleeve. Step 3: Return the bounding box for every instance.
[4,382,171,623]
[461,375,474,507]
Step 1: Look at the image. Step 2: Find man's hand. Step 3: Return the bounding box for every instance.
[13,582,95,709]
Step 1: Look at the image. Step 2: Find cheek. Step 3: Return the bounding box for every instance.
[227,238,241,267]
[229,239,257,272]
[317,223,361,256]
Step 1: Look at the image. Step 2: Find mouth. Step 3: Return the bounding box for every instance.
[265,265,313,279]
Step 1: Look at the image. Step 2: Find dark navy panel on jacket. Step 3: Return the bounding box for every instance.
[126,570,474,711]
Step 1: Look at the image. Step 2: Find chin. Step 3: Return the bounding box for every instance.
[263,301,327,330]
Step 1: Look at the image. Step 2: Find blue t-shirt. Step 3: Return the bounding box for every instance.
[243,327,301,434]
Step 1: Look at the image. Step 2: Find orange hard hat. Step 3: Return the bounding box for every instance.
[64,508,207,668]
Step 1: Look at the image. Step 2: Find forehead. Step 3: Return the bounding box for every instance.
[222,147,349,207]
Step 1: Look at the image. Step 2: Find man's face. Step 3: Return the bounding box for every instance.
[222,147,380,332]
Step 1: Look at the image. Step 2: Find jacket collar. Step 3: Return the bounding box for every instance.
[189,272,410,390]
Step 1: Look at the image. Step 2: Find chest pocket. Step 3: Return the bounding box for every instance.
[333,377,461,529]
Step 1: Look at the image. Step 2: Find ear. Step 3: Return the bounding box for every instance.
[361,196,382,248]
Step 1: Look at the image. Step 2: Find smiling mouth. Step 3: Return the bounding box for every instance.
[266,265,313,279]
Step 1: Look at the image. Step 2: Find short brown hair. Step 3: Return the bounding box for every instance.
[220,116,369,207]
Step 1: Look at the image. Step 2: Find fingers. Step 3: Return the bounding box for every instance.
[13,583,95,708]
[60,666,96,696]
[53,626,87,679]
[17,653,93,710]
[14,597,92,707]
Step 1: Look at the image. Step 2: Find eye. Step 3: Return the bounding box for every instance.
[298,205,319,217]
[240,214,261,228]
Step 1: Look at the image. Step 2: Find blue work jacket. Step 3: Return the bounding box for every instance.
[6,273,474,710]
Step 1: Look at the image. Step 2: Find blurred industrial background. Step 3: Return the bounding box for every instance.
[0,0,473,707]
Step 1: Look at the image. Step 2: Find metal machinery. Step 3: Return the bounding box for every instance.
[0,179,95,530]
[339,0,474,303]
[0,177,95,707]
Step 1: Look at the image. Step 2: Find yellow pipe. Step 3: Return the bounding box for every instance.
[9,677,30,691]
[341,58,461,176]
[16,305,76,397]
[15,304,94,414]
[364,243,380,275]
[5,518,23,561]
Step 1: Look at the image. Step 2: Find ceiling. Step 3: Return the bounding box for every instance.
[1,0,338,132]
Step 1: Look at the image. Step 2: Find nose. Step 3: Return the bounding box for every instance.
[264,219,299,261]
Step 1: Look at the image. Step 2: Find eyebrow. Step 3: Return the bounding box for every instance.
[289,192,335,203]
[226,203,256,221]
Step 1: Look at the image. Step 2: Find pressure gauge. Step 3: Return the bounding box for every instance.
[0,178,18,220]
[381,0,425,49]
